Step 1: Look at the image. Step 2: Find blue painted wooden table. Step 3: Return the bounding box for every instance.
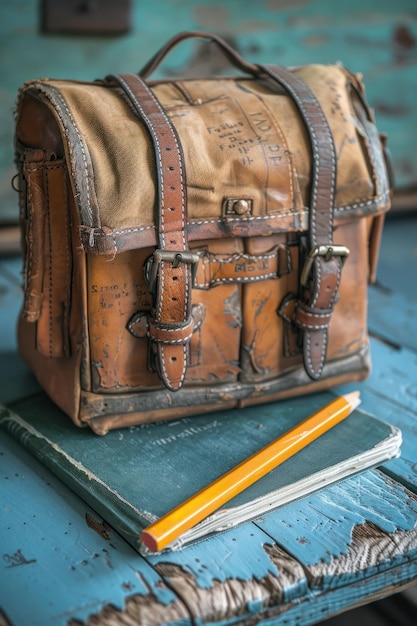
[1,1,417,622]
[1,208,417,624]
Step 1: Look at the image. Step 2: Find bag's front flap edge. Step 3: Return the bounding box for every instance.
[16,79,391,257]
[80,196,390,256]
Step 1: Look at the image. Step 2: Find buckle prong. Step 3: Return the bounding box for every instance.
[300,244,350,287]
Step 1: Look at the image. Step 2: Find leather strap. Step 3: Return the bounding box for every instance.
[107,73,196,391]
[193,245,291,289]
[259,64,343,379]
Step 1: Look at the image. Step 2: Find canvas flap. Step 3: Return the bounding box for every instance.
[16,64,391,255]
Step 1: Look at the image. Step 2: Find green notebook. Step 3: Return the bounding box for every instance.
[0,392,401,553]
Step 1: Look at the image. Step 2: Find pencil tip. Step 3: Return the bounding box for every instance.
[343,390,361,412]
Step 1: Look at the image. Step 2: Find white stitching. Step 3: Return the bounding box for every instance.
[300,323,330,330]
[81,193,388,244]
[264,66,336,243]
[204,251,277,264]
[116,77,167,243]
[148,332,194,344]
[116,76,186,244]
[31,83,95,227]
[195,272,278,288]
[297,308,331,318]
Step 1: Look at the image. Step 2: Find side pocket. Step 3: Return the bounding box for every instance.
[20,150,72,358]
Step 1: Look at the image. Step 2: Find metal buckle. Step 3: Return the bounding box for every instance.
[300,244,350,287]
[145,249,200,293]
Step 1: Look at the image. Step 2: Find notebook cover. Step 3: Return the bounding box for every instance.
[0,392,401,553]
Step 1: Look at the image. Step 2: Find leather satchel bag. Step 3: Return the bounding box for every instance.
[14,32,392,434]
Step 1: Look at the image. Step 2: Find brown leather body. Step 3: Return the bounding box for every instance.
[14,33,391,433]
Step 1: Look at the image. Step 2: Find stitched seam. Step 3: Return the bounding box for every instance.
[308,258,324,374]
[298,310,331,318]
[180,344,187,384]
[63,171,72,351]
[205,251,277,264]
[330,260,343,307]
[55,93,94,224]
[196,272,278,288]
[299,323,330,330]
[116,76,186,243]
[81,193,387,240]
[25,163,65,172]
[305,329,327,374]
[311,254,322,308]
[157,260,165,320]
[147,332,194,344]
[114,77,167,244]
[198,211,303,224]
[265,67,336,243]
[111,225,154,235]
[45,169,53,358]
[31,83,94,226]
[26,172,34,308]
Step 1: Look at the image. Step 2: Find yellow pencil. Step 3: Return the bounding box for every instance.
[141,391,361,552]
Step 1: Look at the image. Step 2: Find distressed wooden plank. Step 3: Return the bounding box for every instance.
[238,477,417,622]
[145,528,308,625]
[252,470,417,584]
[0,431,191,626]
[237,561,417,626]
[78,472,417,626]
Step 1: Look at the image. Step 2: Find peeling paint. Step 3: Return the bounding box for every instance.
[255,471,417,568]
[85,513,112,541]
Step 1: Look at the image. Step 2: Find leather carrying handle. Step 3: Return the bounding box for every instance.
[139,30,259,79]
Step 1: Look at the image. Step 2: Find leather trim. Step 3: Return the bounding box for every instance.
[79,198,390,256]
[81,344,371,434]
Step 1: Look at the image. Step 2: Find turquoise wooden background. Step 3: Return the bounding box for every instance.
[1,0,416,223]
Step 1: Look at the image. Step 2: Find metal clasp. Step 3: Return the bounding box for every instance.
[300,244,350,287]
[145,249,200,293]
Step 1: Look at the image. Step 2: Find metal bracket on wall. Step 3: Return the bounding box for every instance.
[41,0,132,36]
